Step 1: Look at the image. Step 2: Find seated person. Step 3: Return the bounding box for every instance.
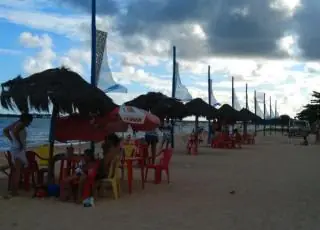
[60,149,96,202]
[232,129,242,142]
[301,136,309,146]
[96,133,121,181]
[124,134,133,144]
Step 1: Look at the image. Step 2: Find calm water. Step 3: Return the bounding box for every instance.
[0,117,51,151]
[0,117,261,151]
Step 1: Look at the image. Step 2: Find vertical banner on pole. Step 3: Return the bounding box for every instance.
[231,77,234,132]
[245,84,248,109]
[207,65,211,144]
[90,0,96,152]
[244,83,248,134]
[254,90,257,133]
[269,96,272,135]
[231,77,234,108]
[171,46,176,148]
[275,100,277,134]
[263,93,266,136]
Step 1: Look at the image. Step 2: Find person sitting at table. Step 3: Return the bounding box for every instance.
[60,149,96,201]
[96,133,121,181]
[232,129,242,148]
[301,136,309,146]
[124,134,133,144]
[212,122,222,140]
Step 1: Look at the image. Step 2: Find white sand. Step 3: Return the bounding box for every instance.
[1,133,320,230]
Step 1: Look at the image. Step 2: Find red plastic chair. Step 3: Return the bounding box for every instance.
[144,148,173,184]
[211,133,226,148]
[4,151,45,191]
[25,151,49,186]
[3,151,14,191]
[136,142,149,164]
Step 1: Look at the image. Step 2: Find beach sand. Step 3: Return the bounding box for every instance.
[1,133,320,230]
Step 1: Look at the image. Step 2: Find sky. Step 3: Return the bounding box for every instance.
[1,0,320,117]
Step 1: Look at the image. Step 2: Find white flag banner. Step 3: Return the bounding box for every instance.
[96,30,128,93]
[174,62,192,101]
[264,103,271,119]
[210,80,221,107]
[270,107,275,118]
[95,30,107,85]
[256,103,264,118]
[233,92,242,111]
[255,91,265,103]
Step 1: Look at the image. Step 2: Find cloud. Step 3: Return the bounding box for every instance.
[0,48,21,55]
[20,32,53,48]
[53,0,119,15]
[4,1,320,118]
[19,32,56,74]
[293,0,320,59]
[58,48,90,75]
[3,0,320,61]
[19,32,90,75]
[115,0,295,59]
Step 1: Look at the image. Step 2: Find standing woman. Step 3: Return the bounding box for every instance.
[160,119,171,149]
[2,113,33,197]
[145,129,159,164]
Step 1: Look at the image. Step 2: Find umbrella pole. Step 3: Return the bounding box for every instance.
[90,0,97,154]
[48,105,59,184]
[195,116,199,155]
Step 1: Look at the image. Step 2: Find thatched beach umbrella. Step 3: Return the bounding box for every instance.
[217,104,242,122]
[151,97,187,120]
[239,108,262,122]
[125,92,168,110]
[185,98,217,118]
[1,67,118,183]
[1,67,117,115]
[184,98,217,154]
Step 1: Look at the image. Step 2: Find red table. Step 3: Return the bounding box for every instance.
[59,155,84,182]
[124,157,145,194]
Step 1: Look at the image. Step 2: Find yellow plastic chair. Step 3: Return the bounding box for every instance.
[123,144,136,158]
[99,157,121,199]
[34,145,49,166]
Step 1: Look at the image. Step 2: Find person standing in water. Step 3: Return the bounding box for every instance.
[2,113,33,197]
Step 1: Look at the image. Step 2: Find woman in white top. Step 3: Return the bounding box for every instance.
[3,113,33,197]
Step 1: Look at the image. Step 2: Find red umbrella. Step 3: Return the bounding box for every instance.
[55,106,160,142]
[55,115,107,142]
[105,106,160,131]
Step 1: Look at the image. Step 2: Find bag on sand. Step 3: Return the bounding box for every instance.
[83,197,95,207]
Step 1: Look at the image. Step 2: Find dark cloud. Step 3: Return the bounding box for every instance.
[116,0,292,59]
[57,0,320,60]
[206,0,290,57]
[294,0,320,60]
[55,0,119,15]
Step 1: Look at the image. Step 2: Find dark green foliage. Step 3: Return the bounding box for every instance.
[296,91,320,123]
